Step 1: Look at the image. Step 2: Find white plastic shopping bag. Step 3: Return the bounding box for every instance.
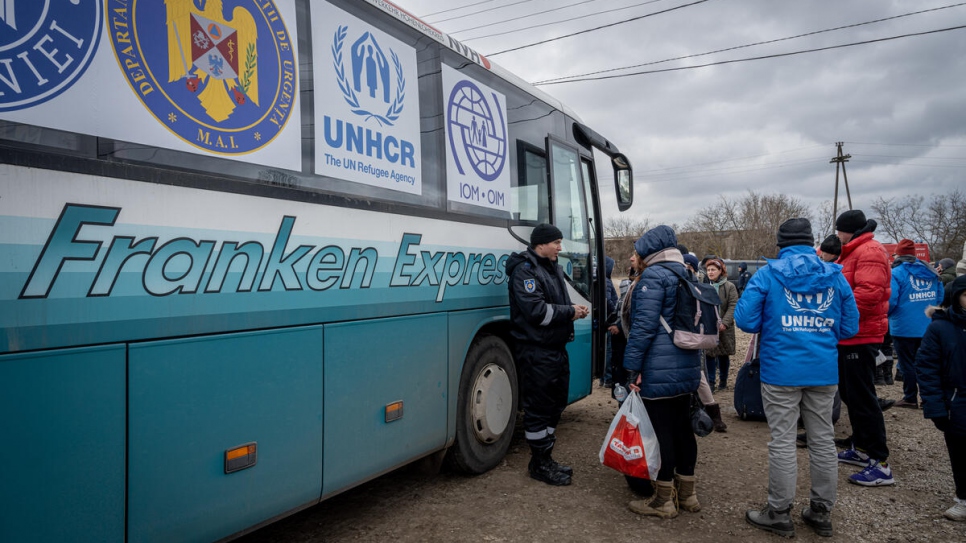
[599,390,661,479]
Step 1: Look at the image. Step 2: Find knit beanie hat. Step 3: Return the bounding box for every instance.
[683,254,700,271]
[738,262,747,271]
[820,234,841,256]
[835,210,867,234]
[939,258,956,271]
[894,239,916,257]
[776,218,814,248]
[530,223,563,247]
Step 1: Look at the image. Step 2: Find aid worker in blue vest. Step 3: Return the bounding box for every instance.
[888,238,945,408]
[506,223,589,486]
[735,218,859,538]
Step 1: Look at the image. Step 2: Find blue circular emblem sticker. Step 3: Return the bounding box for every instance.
[447,80,507,181]
[0,0,102,112]
[107,0,296,154]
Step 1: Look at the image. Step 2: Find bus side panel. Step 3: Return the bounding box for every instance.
[445,308,510,445]
[128,327,324,543]
[567,315,593,403]
[322,314,447,497]
[0,345,125,542]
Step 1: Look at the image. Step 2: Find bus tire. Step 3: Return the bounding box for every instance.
[445,335,518,475]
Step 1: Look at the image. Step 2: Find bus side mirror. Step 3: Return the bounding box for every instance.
[613,153,633,212]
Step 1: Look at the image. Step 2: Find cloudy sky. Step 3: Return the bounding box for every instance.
[396,0,966,230]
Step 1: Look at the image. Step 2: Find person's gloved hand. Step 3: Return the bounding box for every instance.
[626,371,641,392]
[932,416,950,432]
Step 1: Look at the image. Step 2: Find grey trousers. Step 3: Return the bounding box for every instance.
[761,383,838,511]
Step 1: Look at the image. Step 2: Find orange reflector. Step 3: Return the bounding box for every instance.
[385,401,404,423]
[225,442,257,474]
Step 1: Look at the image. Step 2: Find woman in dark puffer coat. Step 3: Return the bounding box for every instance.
[622,225,702,519]
[916,275,966,521]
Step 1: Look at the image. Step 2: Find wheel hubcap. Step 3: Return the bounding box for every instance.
[470,363,512,444]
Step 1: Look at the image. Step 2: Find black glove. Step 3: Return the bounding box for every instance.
[626,371,641,389]
[932,416,951,432]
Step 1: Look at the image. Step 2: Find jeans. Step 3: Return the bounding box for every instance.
[893,336,922,403]
[838,344,889,461]
[705,355,731,390]
[761,383,838,511]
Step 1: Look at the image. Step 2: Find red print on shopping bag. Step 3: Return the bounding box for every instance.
[599,390,661,479]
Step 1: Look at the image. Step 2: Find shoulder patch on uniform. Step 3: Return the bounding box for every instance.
[524,278,536,293]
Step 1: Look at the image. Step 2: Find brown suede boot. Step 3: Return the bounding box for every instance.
[674,473,701,512]
[629,479,678,518]
[706,403,728,433]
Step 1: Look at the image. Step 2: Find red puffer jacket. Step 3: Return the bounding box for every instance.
[837,232,891,345]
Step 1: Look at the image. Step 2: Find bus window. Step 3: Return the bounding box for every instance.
[549,138,590,297]
[513,145,550,222]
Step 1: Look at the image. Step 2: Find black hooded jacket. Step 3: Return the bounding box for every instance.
[506,247,575,348]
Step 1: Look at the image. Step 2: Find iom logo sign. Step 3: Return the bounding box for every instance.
[0,0,102,111]
[332,25,405,127]
[441,65,511,213]
[446,79,507,182]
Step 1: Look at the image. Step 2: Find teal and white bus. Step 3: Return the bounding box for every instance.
[0,1,632,541]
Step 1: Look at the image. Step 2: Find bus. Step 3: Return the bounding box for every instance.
[0,1,632,541]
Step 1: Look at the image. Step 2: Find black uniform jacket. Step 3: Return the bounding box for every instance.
[506,247,576,348]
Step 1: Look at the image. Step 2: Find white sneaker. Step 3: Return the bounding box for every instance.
[944,499,966,521]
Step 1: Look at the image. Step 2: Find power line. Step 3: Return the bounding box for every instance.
[427,0,540,25]
[845,141,966,148]
[448,0,599,35]
[533,2,966,85]
[457,0,669,40]
[534,24,966,84]
[488,0,711,56]
[419,0,500,19]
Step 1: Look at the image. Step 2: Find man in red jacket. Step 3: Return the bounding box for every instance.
[834,210,895,486]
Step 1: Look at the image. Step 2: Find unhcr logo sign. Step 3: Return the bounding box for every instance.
[313,2,422,195]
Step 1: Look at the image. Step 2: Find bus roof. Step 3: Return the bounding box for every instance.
[363,0,583,123]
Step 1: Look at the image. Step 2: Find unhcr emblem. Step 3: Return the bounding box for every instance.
[783,287,834,314]
[107,0,296,154]
[332,25,405,127]
[0,0,102,111]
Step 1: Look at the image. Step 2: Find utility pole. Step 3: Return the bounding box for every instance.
[830,142,852,223]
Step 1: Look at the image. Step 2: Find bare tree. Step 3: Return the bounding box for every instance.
[604,215,650,239]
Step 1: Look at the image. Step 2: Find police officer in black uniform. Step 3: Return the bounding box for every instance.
[506,223,589,486]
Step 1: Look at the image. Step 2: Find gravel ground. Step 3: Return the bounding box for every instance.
[239,330,966,543]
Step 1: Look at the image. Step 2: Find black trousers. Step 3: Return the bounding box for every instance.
[946,430,966,500]
[517,344,570,446]
[610,332,628,387]
[892,336,922,403]
[641,394,697,481]
[838,343,889,461]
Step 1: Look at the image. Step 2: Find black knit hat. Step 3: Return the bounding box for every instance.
[776,218,814,248]
[820,234,842,256]
[530,223,563,247]
[835,210,867,234]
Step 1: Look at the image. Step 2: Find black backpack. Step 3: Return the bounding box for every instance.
[654,263,722,350]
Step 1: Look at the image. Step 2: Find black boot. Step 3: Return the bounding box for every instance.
[874,364,886,386]
[547,436,573,476]
[883,360,895,385]
[528,442,571,486]
[706,403,727,433]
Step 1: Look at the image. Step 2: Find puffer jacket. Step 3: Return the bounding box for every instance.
[915,277,966,436]
[622,226,701,399]
[889,259,944,338]
[506,247,575,348]
[735,245,860,387]
[837,229,891,345]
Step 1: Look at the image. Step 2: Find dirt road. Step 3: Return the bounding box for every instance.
[239,331,965,542]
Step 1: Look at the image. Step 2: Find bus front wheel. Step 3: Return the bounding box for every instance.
[445,335,518,474]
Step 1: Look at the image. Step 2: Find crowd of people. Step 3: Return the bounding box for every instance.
[506,213,966,538]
